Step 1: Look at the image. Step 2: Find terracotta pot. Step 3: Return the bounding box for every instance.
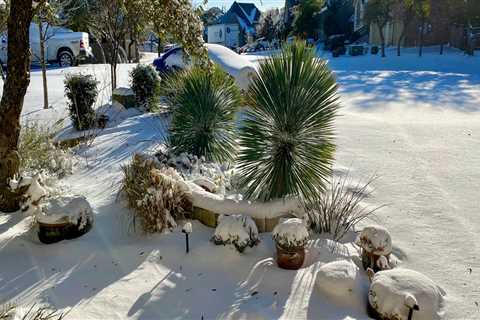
[275,243,305,270]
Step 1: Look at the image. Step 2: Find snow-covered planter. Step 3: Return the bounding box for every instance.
[272,218,309,270]
[356,226,393,272]
[37,196,94,244]
[316,259,370,305]
[368,268,446,320]
[212,214,259,253]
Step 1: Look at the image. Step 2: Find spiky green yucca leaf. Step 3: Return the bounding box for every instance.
[238,42,339,202]
[169,65,241,162]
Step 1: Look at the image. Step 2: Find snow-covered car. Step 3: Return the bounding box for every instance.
[0,23,93,67]
[153,43,257,90]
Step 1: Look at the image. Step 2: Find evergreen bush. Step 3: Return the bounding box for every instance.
[130,64,161,111]
[64,74,98,131]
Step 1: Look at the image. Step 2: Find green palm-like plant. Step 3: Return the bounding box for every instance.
[238,42,339,202]
[169,65,241,162]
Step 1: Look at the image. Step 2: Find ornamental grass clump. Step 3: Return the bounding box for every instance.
[168,65,241,163]
[305,175,383,241]
[121,154,192,233]
[237,41,339,202]
[130,64,161,111]
[64,74,98,131]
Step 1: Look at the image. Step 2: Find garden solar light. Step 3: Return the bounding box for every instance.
[182,222,192,253]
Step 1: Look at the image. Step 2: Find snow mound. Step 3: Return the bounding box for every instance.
[369,268,446,320]
[212,214,259,252]
[356,225,392,256]
[272,218,309,248]
[316,259,369,305]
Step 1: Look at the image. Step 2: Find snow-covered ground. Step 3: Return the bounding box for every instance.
[1,47,480,319]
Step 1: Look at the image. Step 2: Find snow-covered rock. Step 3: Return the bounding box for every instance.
[193,177,217,193]
[368,268,446,320]
[272,218,309,249]
[356,226,392,256]
[38,196,94,231]
[316,259,369,304]
[212,214,259,252]
[112,87,136,109]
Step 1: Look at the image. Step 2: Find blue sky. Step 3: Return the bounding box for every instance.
[193,0,285,11]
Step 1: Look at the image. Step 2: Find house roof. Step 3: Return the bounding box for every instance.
[217,1,261,32]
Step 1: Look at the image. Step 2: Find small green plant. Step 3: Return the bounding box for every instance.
[130,64,161,111]
[168,65,241,163]
[237,42,339,202]
[64,74,98,130]
[121,153,192,233]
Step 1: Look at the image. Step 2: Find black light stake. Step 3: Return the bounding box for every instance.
[182,222,192,253]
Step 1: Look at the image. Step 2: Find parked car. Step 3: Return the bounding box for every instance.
[153,44,257,90]
[0,23,93,67]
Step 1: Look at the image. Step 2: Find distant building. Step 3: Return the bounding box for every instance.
[207,1,261,48]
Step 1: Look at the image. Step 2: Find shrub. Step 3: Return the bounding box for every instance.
[237,42,339,202]
[212,214,259,252]
[130,64,161,111]
[64,74,98,130]
[272,218,309,250]
[305,175,383,241]
[168,65,241,162]
[18,124,73,177]
[121,153,192,233]
[0,303,64,320]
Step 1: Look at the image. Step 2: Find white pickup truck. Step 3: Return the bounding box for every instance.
[0,23,93,67]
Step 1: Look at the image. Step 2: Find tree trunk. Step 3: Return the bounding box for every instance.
[0,0,34,212]
[378,23,386,58]
[419,22,424,57]
[440,43,444,55]
[397,32,405,57]
[38,21,49,109]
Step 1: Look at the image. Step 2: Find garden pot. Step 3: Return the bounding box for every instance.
[38,221,69,244]
[275,244,305,270]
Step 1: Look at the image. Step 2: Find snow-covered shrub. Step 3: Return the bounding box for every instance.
[0,303,65,320]
[168,65,241,162]
[64,73,99,130]
[272,218,309,250]
[356,225,393,271]
[130,64,160,111]
[305,175,381,241]
[237,42,338,201]
[121,153,192,233]
[19,124,73,177]
[154,150,235,195]
[368,269,446,320]
[212,214,259,252]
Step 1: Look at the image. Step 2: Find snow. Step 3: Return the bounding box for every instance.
[272,218,309,248]
[368,268,446,320]
[1,47,480,319]
[315,259,369,307]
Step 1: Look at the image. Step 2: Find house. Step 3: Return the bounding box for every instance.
[353,0,469,49]
[353,0,402,46]
[207,2,261,48]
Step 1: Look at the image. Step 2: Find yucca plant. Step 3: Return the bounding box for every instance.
[238,42,339,202]
[168,65,241,163]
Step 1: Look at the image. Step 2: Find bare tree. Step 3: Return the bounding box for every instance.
[34,1,59,109]
[0,0,38,212]
[393,0,414,56]
[90,0,128,90]
[364,0,394,58]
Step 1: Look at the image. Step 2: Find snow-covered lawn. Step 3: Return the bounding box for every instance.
[1,48,480,319]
